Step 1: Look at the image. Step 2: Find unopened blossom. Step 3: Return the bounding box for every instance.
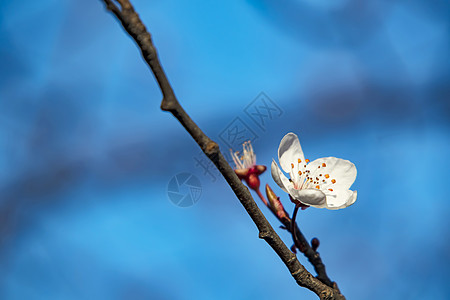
[271,132,357,210]
[265,184,289,220]
[230,141,266,191]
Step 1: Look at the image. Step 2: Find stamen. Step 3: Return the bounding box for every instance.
[328,188,333,192]
[315,185,320,189]
[298,158,301,163]
[331,179,336,184]
[291,163,294,169]
[298,171,302,175]
[305,159,310,163]
[325,174,330,179]
[322,163,327,167]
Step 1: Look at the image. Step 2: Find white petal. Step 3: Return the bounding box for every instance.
[289,188,326,207]
[278,132,305,173]
[347,190,357,206]
[271,160,292,193]
[325,189,357,210]
[307,157,356,191]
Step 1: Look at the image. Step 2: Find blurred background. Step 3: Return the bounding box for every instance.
[0,0,449,299]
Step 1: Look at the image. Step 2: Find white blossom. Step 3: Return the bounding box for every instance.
[271,132,357,210]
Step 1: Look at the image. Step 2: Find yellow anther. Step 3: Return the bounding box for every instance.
[298,158,301,163]
[291,163,294,168]
[305,159,310,163]
[331,179,336,184]
[322,163,327,167]
[325,174,330,179]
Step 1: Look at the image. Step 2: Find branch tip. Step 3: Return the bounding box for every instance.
[160,97,177,111]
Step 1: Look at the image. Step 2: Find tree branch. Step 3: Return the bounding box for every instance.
[100,1,345,299]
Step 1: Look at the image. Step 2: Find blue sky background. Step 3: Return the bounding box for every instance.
[0,0,449,299]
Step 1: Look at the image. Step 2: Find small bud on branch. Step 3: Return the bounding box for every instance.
[311,238,320,251]
[266,184,289,221]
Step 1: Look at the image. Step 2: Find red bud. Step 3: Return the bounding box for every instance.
[311,238,320,251]
[265,184,289,220]
[246,173,260,190]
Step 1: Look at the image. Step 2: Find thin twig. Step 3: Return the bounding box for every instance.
[291,217,334,287]
[256,188,268,206]
[261,185,335,287]
[100,1,345,299]
[291,204,300,247]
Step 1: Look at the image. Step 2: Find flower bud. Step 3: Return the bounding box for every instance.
[265,184,289,220]
[246,173,260,190]
[311,237,320,251]
[230,141,268,195]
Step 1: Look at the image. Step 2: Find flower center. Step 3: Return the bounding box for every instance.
[290,158,336,192]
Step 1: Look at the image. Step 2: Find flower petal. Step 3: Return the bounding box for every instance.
[349,190,357,206]
[324,189,357,210]
[271,160,292,193]
[307,157,356,191]
[278,132,305,173]
[288,188,326,207]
